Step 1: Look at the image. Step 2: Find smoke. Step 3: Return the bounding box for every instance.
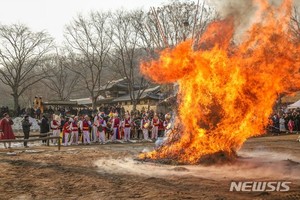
[208,0,299,41]
[95,150,300,180]
[209,0,295,20]
[209,0,257,23]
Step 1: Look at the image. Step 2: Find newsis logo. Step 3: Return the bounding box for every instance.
[229,181,291,192]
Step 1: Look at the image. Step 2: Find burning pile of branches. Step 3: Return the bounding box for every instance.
[139,0,300,165]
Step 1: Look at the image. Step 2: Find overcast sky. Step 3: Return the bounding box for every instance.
[0,0,170,44]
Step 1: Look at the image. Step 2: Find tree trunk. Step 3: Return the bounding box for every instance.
[132,100,137,112]
[12,93,19,116]
[92,96,97,112]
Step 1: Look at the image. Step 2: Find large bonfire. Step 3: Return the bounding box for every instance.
[140,0,300,164]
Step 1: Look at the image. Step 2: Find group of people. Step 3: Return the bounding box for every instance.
[270,109,300,134]
[2,106,300,149]
[0,110,173,148]
[47,111,173,147]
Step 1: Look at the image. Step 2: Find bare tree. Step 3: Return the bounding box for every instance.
[42,51,80,101]
[290,6,300,43]
[64,12,112,110]
[135,0,216,50]
[109,10,150,111]
[0,24,54,112]
[130,1,216,100]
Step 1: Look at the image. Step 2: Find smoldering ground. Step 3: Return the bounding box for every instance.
[95,149,300,181]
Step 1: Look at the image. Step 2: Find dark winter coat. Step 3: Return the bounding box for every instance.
[39,117,49,133]
[22,119,31,133]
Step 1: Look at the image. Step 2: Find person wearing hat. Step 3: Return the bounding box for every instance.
[122,113,131,142]
[97,115,107,144]
[111,112,120,141]
[80,115,91,144]
[50,115,61,145]
[62,118,71,146]
[140,114,150,141]
[22,115,32,147]
[69,116,79,145]
[0,113,15,148]
[151,113,160,140]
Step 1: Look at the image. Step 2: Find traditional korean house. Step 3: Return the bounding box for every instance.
[111,86,167,113]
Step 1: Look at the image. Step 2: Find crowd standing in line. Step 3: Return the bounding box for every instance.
[47,108,173,147]
[0,106,174,148]
[2,104,300,148]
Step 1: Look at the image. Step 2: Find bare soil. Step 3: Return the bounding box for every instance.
[0,134,299,200]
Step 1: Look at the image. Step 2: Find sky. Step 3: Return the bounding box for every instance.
[0,0,169,44]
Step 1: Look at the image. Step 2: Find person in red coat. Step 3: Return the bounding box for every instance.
[0,113,15,148]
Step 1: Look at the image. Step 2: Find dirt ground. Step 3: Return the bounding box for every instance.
[0,134,299,200]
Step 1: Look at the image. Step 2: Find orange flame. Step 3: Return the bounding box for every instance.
[140,0,300,164]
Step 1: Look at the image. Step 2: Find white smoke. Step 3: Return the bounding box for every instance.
[209,0,257,22]
[209,0,297,20]
[95,150,300,180]
[207,0,300,41]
